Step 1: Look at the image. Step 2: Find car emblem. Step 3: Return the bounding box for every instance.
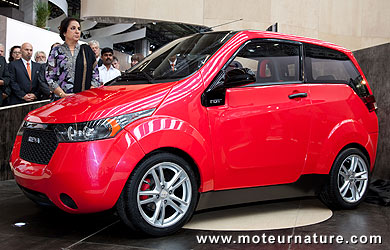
[27,136,41,144]
[210,99,222,104]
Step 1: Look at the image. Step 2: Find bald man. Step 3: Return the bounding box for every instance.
[8,43,41,105]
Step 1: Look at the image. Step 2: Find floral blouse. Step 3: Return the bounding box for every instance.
[45,43,100,94]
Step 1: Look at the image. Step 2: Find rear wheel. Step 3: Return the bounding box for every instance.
[116,152,198,236]
[320,148,370,210]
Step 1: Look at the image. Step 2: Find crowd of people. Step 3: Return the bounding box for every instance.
[0,17,145,107]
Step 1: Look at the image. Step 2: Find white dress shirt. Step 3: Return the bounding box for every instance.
[98,64,121,84]
[21,58,32,71]
[168,58,177,71]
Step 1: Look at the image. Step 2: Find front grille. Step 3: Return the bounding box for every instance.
[20,129,59,165]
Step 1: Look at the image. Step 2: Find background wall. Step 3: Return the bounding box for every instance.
[5,18,62,62]
[0,16,6,50]
[113,50,131,72]
[81,0,390,51]
[354,43,390,180]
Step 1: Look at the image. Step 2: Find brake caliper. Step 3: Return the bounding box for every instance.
[140,178,151,200]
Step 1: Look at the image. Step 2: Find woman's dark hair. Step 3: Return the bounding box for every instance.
[131,53,144,62]
[50,42,61,50]
[59,17,80,41]
[8,45,21,62]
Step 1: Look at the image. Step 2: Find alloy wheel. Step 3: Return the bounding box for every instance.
[136,162,192,228]
[337,154,369,203]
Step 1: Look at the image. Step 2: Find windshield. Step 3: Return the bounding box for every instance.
[108,31,236,85]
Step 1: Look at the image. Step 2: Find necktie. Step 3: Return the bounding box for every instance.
[27,62,31,81]
[171,62,175,71]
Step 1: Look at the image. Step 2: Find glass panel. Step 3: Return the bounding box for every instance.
[304,44,369,97]
[109,31,236,85]
[228,42,300,84]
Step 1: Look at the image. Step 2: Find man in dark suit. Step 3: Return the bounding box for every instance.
[8,43,41,105]
[154,54,189,79]
[0,55,10,106]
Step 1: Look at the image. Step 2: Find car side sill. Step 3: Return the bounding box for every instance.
[196,174,328,211]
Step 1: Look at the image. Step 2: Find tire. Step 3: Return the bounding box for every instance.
[116,152,198,236]
[319,148,370,210]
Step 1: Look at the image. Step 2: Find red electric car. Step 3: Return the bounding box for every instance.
[10,30,378,236]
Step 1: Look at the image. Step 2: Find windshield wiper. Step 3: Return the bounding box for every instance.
[119,71,154,83]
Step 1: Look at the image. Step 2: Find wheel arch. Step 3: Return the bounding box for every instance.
[306,119,376,175]
[336,143,371,172]
[322,141,373,176]
[138,147,202,190]
[126,116,215,192]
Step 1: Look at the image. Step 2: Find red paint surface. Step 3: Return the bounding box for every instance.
[10,30,378,213]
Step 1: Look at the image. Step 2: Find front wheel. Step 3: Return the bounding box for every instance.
[320,148,370,210]
[116,152,198,236]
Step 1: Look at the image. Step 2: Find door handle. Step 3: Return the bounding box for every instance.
[288,92,308,99]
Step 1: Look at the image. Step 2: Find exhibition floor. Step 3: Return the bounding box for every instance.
[0,179,388,249]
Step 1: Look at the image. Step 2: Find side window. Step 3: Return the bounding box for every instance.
[228,41,301,84]
[304,44,369,96]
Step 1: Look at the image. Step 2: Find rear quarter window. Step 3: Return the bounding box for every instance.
[304,44,369,97]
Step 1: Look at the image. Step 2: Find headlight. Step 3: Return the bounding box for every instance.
[16,121,26,136]
[54,108,155,142]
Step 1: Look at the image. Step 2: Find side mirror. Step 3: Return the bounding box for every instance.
[224,68,256,88]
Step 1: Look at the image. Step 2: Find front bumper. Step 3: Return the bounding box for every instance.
[10,130,145,213]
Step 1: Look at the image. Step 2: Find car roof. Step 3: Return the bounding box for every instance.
[228,30,351,54]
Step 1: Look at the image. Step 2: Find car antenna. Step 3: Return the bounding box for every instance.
[200,18,243,33]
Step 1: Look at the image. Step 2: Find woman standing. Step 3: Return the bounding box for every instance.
[8,46,21,63]
[46,17,100,99]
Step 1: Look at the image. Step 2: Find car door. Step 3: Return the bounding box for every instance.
[206,40,313,190]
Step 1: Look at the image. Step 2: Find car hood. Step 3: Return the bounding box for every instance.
[26,83,175,124]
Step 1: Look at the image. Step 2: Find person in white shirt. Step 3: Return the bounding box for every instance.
[98,47,121,84]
